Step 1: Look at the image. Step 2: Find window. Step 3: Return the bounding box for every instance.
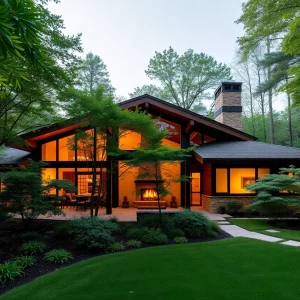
[42,140,56,161]
[58,135,75,161]
[216,169,228,193]
[230,168,255,194]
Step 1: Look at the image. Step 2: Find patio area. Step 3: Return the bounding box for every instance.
[35,206,230,222]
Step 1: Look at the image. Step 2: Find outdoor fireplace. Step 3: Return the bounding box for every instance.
[141,189,158,201]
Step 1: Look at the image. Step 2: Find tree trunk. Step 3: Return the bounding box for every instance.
[267,39,275,144]
[286,78,293,147]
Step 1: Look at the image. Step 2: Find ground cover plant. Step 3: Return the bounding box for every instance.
[0,210,228,294]
[2,238,300,300]
[229,218,300,241]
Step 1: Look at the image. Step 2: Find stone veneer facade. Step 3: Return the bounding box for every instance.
[202,195,255,213]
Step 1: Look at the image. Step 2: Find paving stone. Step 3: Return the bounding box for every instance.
[218,221,230,224]
[265,229,280,233]
[281,240,300,247]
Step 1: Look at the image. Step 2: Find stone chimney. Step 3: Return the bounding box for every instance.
[214,82,243,131]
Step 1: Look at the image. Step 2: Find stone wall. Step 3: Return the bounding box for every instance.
[202,195,255,213]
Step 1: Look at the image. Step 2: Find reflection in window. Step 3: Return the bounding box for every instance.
[58,135,75,161]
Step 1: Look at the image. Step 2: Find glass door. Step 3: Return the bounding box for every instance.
[191,172,201,205]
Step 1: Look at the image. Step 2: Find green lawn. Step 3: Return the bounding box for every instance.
[2,238,300,300]
[229,218,300,241]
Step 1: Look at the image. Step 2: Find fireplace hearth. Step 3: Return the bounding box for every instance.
[141,189,158,201]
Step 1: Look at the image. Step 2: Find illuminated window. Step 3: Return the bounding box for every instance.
[230,168,255,194]
[42,140,56,161]
[42,168,56,194]
[58,135,75,161]
[258,168,270,178]
[216,169,228,193]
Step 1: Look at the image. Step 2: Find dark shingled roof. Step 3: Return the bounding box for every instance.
[194,141,300,160]
[0,148,31,165]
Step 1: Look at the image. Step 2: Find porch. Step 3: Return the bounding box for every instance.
[34,207,230,222]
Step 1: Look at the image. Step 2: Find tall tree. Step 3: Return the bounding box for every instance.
[77,52,114,95]
[0,0,82,146]
[145,47,231,111]
[129,84,167,99]
[236,0,300,105]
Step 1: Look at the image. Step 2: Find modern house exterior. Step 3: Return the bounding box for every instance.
[2,82,300,213]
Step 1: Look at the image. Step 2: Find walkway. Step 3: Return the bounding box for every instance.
[218,221,300,247]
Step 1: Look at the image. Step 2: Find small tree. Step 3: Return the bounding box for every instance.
[124,145,192,225]
[0,161,76,228]
[66,86,166,217]
[246,166,300,217]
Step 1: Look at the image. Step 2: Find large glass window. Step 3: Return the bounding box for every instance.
[216,168,228,193]
[258,168,270,178]
[191,172,201,205]
[119,130,141,150]
[230,168,255,194]
[42,168,56,194]
[42,140,56,161]
[58,135,75,161]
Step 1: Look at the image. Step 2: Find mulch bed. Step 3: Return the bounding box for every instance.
[0,219,231,295]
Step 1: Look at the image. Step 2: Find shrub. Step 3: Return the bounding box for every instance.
[209,221,221,233]
[13,255,36,269]
[69,217,119,251]
[53,223,72,239]
[21,232,41,241]
[173,237,188,244]
[0,262,23,285]
[126,227,148,241]
[142,228,168,245]
[126,239,142,248]
[173,210,211,238]
[0,237,10,246]
[166,228,185,238]
[108,216,119,223]
[226,201,243,213]
[20,241,47,255]
[137,214,172,230]
[109,243,125,252]
[44,249,73,264]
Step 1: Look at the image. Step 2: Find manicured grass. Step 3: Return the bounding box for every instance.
[2,238,300,300]
[229,219,300,241]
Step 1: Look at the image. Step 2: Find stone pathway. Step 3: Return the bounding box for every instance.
[218,221,300,247]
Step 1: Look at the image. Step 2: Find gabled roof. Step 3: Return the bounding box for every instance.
[0,147,31,165]
[194,141,300,162]
[18,94,256,145]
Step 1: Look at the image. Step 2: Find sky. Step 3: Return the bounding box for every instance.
[47,0,285,110]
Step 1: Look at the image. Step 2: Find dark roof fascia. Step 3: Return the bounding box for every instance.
[119,94,256,141]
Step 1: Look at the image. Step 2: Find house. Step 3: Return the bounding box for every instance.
[1,81,300,213]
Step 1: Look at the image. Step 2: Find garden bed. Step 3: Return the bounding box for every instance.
[0,218,230,295]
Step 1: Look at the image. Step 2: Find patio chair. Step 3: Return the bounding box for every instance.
[64,192,77,209]
[76,195,89,211]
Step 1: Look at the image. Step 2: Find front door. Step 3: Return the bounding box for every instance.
[191,172,202,206]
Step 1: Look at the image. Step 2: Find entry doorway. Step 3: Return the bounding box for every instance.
[191,172,202,206]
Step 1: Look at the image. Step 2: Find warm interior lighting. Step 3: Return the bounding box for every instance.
[142,189,158,200]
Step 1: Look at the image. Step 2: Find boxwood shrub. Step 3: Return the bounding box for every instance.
[69,217,119,251]
[173,210,212,238]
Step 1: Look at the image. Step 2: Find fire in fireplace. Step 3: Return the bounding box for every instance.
[141,189,158,201]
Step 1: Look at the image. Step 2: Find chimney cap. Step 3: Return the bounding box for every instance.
[214,82,242,99]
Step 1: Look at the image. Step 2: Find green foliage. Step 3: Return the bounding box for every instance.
[44,249,73,264]
[0,261,23,285]
[226,201,243,213]
[129,84,168,99]
[12,255,36,269]
[69,217,119,250]
[141,228,168,245]
[145,47,231,111]
[126,239,142,248]
[137,214,172,230]
[236,0,300,105]
[247,166,300,217]
[21,232,41,241]
[173,237,188,244]
[20,241,47,255]
[77,52,114,95]
[109,243,125,253]
[126,227,147,241]
[166,228,185,238]
[53,223,72,239]
[0,236,10,246]
[209,221,221,234]
[173,210,212,238]
[0,161,74,228]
